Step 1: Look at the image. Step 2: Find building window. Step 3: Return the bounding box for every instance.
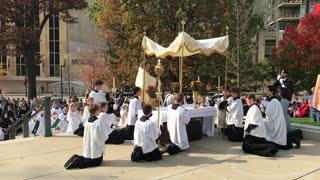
[265,39,276,62]
[16,55,26,76]
[49,16,60,77]
[15,6,40,77]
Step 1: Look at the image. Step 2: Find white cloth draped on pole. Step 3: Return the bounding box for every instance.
[142,32,229,58]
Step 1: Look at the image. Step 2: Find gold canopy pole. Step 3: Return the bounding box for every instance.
[155,59,164,128]
[179,20,186,93]
[142,32,146,103]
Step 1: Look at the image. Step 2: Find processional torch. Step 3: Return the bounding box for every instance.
[155,59,164,128]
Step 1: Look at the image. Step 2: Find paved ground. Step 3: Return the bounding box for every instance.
[1,133,320,180]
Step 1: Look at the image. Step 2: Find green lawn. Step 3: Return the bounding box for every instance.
[291,118,320,127]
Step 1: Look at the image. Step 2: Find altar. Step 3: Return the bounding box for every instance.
[138,105,217,137]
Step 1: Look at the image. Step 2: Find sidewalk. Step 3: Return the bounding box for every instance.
[0,134,320,180]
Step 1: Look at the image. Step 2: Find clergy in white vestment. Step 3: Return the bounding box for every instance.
[131,104,162,162]
[51,101,63,116]
[82,97,94,124]
[66,103,81,133]
[242,95,278,157]
[50,110,61,134]
[135,62,157,103]
[215,86,232,129]
[121,87,142,140]
[226,87,244,142]
[99,102,124,144]
[264,85,287,147]
[28,111,44,137]
[64,104,108,169]
[118,103,129,126]
[89,80,107,105]
[165,93,191,155]
[164,93,174,106]
[58,106,69,133]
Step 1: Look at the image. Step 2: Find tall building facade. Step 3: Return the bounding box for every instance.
[255,0,319,64]
[0,0,106,96]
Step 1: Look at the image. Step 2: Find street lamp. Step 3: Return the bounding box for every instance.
[60,62,65,100]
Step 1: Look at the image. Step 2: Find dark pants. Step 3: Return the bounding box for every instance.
[105,130,124,144]
[242,135,278,157]
[119,125,135,140]
[131,147,162,162]
[227,125,244,142]
[65,154,103,169]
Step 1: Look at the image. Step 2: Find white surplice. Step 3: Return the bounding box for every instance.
[128,97,142,126]
[167,105,191,150]
[82,106,90,124]
[226,98,244,127]
[119,104,128,126]
[58,113,69,133]
[98,112,115,136]
[83,118,108,159]
[51,107,63,116]
[28,118,43,137]
[89,90,106,105]
[134,117,159,154]
[264,98,287,146]
[244,105,267,138]
[66,111,81,133]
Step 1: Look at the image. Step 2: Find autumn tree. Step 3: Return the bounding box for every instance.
[227,0,264,87]
[273,3,320,91]
[87,0,228,90]
[0,0,87,98]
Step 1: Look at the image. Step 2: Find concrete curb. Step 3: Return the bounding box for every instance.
[292,123,320,141]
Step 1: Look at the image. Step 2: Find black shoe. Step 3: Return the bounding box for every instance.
[293,137,301,149]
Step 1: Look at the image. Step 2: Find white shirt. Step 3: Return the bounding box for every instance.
[51,107,63,116]
[264,97,287,146]
[98,112,115,136]
[58,113,69,133]
[244,105,267,138]
[89,90,106,105]
[66,111,81,133]
[167,104,191,150]
[226,98,244,127]
[128,97,142,126]
[83,117,108,159]
[134,117,159,154]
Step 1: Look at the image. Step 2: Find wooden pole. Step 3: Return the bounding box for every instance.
[225,26,229,90]
[142,32,146,103]
[179,20,186,93]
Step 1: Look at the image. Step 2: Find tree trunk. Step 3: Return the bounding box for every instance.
[25,41,37,99]
[236,0,240,87]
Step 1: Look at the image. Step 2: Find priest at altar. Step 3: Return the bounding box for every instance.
[135,62,157,103]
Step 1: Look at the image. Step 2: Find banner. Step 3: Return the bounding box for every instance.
[313,75,320,111]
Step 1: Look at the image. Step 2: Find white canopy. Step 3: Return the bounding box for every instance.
[142,32,229,58]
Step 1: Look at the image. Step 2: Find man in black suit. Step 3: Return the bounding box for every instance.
[274,70,293,101]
